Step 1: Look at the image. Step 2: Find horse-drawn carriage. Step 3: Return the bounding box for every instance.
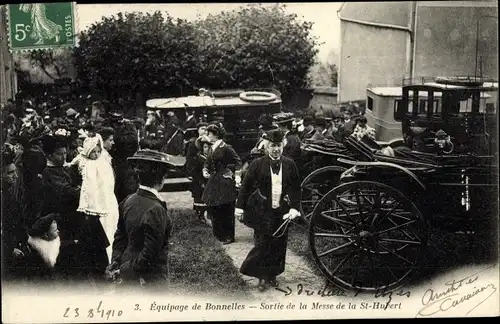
[296,77,498,292]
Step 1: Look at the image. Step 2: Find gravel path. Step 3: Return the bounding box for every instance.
[161,191,327,302]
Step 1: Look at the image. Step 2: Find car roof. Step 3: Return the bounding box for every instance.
[146,95,281,109]
[367,87,492,98]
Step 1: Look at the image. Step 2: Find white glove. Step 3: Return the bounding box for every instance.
[283,208,301,220]
[203,168,210,179]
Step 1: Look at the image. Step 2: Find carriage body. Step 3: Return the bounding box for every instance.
[305,77,499,292]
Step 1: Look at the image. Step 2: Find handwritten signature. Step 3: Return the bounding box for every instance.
[417,264,497,317]
[276,282,411,307]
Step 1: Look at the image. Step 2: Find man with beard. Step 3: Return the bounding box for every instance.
[235,129,301,291]
[139,110,166,151]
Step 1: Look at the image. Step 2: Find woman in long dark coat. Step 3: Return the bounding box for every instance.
[201,123,242,244]
[191,136,211,221]
[235,130,301,291]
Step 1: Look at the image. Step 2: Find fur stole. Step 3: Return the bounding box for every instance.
[27,235,61,269]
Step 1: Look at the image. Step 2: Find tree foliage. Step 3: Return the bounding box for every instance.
[194,4,320,97]
[73,5,320,107]
[74,11,201,100]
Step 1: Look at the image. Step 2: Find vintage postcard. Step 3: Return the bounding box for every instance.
[1,1,498,323]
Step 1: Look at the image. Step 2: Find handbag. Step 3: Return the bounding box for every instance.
[241,188,267,229]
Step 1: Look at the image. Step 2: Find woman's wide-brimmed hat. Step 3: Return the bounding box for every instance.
[195,135,212,150]
[206,122,226,138]
[127,149,185,167]
[273,112,295,124]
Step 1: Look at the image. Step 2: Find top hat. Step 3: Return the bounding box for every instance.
[265,129,285,144]
[315,116,329,128]
[127,149,185,167]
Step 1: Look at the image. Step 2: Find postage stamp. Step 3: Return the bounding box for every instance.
[6,2,76,52]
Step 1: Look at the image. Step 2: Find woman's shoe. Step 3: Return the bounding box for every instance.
[267,277,279,288]
[222,238,235,245]
[258,279,268,292]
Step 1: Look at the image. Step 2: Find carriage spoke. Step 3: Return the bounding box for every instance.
[314,232,356,239]
[379,238,422,246]
[318,240,356,258]
[376,219,417,235]
[320,211,355,228]
[354,190,366,224]
[334,197,361,231]
[378,243,414,265]
[388,218,418,241]
[330,251,354,277]
[374,201,402,228]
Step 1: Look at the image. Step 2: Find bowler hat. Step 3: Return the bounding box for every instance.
[29,214,57,238]
[265,129,285,144]
[128,149,185,167]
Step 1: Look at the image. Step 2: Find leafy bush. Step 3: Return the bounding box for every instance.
[74,11,201,102]
[195,4,320,98]
[73,5,320,109]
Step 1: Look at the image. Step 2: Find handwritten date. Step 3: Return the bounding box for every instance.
[64,301,123,320]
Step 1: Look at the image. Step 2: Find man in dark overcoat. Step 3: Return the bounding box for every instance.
[235,129,301,291]
[139,110,166,151]
[110,149,173,288]
[274,114,302,161]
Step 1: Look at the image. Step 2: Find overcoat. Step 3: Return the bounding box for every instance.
[112,189,172,284]
[236,155,301,234]
[201,142,242,206]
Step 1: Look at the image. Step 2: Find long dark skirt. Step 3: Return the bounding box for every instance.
[207,203,235,242]
[240,211,288,279]
[75,215,110,278]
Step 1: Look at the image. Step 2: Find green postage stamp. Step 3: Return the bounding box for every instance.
[7,2,76,52]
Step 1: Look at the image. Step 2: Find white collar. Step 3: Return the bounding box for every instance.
[212,139,223,151]
[139,185,164,202]
[46,160,58,167]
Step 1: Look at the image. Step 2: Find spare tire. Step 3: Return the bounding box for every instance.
[239,91,278,103]
[435,76,484,87]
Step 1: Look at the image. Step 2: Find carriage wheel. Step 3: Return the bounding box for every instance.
[309,181,427,292]
[300,166,347,222]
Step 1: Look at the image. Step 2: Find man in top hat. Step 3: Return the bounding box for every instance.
[109,149,173,288]
[309,116,329,141]
[274,113,302,161]
[235,129,301,291]
[184,109,198,130]
[300,114,315,141]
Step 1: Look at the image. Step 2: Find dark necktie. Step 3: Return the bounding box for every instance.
[270,159,281,175]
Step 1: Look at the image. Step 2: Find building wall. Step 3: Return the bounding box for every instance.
[338,1,498,103]
[338,21,409,102]
[0,5,17,106]
[414,2,498,78]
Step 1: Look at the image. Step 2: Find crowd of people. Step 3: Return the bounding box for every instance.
[1,95,375,291]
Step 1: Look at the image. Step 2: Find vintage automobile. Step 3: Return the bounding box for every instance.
[304,76,498,292]
[364,77,497,143]
[146,88,282,183]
